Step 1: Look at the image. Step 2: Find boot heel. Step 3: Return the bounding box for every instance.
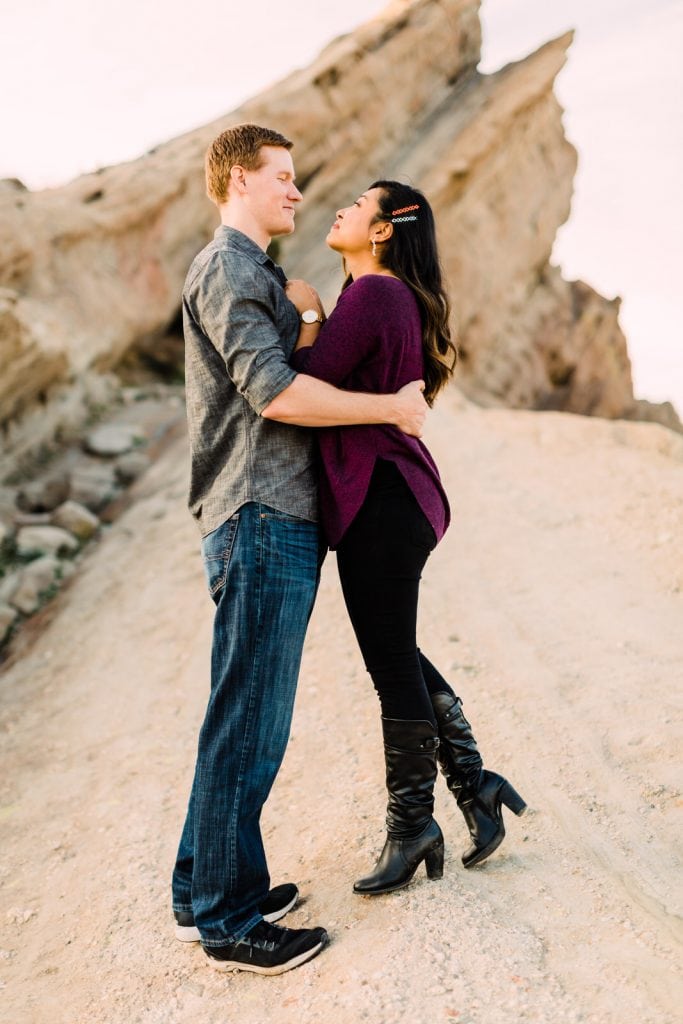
[424,841,445,880]
[500,781,527,816]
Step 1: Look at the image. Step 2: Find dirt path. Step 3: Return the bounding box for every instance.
[1,394,681,1024]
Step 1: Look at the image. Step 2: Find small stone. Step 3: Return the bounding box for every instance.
[16,526,79,558]
[114,450,151,485]
[10,557,62,615]
[85,424,145,457]
[0,604,18,644]
[13,512,51,527]
[51,501,100,541]
[16,474,70,514]
[69,463,119,511]
[6,907,36,925]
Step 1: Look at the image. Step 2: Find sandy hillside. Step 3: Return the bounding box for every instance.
[1,392,681,1024]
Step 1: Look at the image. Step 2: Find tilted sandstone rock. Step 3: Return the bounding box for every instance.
[282,29,637,421]
[0,0,678,479]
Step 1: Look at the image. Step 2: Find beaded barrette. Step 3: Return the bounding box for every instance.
[391,203,420,223]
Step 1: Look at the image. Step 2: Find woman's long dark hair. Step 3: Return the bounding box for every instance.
[346,180,457,405]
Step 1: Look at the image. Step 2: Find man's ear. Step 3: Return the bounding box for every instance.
[230,164,248,195]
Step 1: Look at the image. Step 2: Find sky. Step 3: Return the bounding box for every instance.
[1,0,681,410]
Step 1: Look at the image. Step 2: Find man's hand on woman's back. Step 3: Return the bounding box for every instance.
[392,380,428,438]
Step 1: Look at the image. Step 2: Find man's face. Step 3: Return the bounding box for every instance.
[242,146,302,238]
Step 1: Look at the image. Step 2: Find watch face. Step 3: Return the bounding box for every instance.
[302,309,320,324]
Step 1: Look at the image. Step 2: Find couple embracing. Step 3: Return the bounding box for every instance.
[171,124,526,975]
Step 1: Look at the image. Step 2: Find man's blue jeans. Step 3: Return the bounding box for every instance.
[171,503,320,946]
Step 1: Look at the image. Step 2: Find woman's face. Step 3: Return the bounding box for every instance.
[326,187,385,255]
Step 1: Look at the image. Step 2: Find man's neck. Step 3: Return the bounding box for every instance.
[219,205,271,253]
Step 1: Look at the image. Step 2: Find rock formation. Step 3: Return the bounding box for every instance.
[0,0,678,478]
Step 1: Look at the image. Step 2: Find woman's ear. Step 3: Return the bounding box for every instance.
[372,221,394,244]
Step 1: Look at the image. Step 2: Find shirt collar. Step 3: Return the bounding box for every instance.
[214,224,286,283]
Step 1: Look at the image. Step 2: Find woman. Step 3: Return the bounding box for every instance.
[287,181,526,895]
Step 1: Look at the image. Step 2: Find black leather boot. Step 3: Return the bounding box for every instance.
[353,718,445,895]
[457,770,527,867]
[431,692,527,868]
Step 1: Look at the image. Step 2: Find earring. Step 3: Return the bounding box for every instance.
[371,239,377,258]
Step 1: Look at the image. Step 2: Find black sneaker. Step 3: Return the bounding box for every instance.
[174,882,299,942]
[203,919,328,975]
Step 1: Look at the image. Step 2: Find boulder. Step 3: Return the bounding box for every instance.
[9,556,62,615]
[13,512,51,527]
[16,525,79,558]
[17,473,70,513]
[84,424,145,457]
[68,462,119,512]
[114,450,152,485]
[626,399,683,434]
[51,500,100,541]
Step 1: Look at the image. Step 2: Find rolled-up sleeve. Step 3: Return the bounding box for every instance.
[193,252,296,414]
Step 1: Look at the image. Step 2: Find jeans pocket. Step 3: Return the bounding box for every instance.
[260,512,319,582]
[201,514,240,600]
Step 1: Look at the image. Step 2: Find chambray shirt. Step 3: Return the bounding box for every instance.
[183,225,318,537]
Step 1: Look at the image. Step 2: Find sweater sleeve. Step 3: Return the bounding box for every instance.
[290,277,382,386]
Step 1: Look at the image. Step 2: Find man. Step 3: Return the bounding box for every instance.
[172,124,427,976]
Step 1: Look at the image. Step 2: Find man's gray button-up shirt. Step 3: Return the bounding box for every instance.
[183,225,318,537]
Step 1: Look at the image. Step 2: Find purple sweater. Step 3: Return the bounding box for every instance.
[290,274,450,548]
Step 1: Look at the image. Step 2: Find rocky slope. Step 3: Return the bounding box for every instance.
[1,394,681,1023]
[0,0,678,479]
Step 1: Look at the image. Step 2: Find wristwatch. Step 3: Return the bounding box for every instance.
[301,308,324,324]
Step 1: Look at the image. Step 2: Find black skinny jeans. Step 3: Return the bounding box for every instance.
[336,460,456,724]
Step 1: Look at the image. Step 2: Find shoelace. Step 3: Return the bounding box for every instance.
[238,920,282,952]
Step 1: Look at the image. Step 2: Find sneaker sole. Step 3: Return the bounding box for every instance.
[262,889,298,925]
[205,938,326,975]
[174,890,299,943]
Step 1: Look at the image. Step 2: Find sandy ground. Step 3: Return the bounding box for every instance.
[1,392,682,1024]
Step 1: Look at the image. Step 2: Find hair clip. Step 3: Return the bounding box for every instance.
[391,204,420,216]
[391,215,418,223]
